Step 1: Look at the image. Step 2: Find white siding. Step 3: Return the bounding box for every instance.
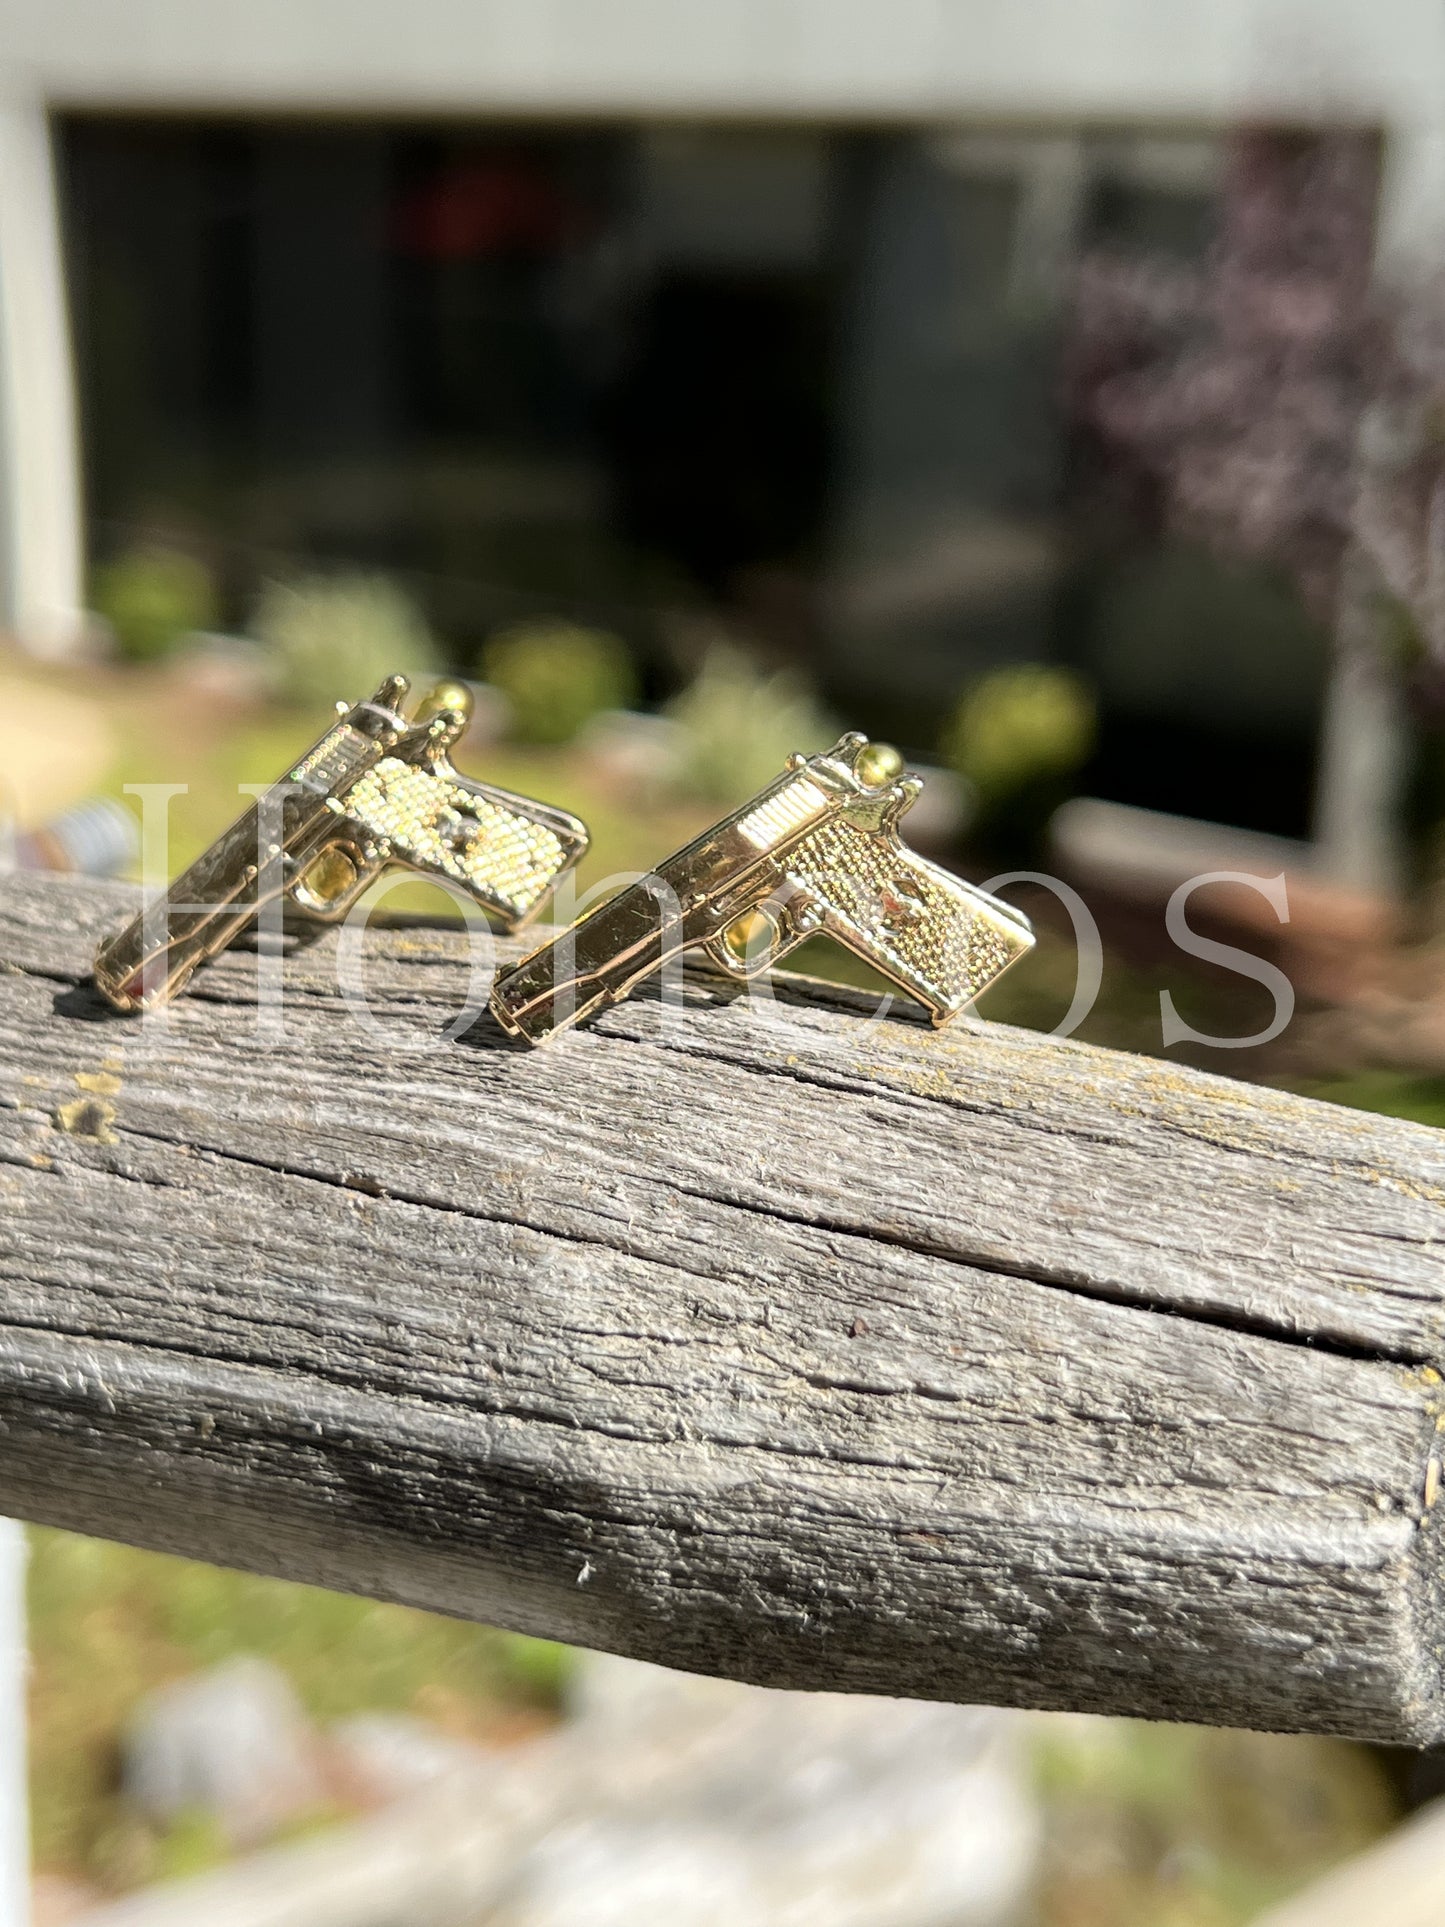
[0,0,1439,126]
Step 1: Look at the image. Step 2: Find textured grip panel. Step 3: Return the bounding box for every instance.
[343,759,580,919]
[782,818,1032,1019]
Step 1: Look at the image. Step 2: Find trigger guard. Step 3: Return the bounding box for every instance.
[705,898,815,981]
[702,931,771,980]
[287,841,377,923]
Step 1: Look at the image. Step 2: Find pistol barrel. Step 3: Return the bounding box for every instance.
[92,793,335,1012]
[93,697,403,1012]
[490,761,838,1042]
[490,878,682,1042]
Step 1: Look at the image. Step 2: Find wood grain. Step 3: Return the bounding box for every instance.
[2,873,1444,1740]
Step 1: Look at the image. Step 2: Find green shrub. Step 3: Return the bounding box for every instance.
[91,546,218,662]
[482,621,636,745]
[665,644,836,807]
[252,574,437,709]
[941,663,1095,805]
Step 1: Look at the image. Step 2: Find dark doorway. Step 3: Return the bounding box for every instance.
[603,271,833,598]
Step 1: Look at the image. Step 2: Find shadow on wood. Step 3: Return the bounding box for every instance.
[2,874,1444,1741]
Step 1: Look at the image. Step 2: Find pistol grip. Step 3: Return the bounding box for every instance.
[785,836,1034,1024]
[333,762,589,932]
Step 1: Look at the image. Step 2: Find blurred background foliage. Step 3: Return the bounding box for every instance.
[251,571,438,708]
[942,662,1097,854]
[90,546,217,664]
[1033,1719,1395,1927]
[482,619,636,744]
[28,1527,568,1894]
[662,642,837,805]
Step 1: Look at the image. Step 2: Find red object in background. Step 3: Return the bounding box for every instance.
[392,155,578,261]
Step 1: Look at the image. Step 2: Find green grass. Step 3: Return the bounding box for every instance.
[1033,1719,1396,1927]
[28,1527,569,1893]
[1299,1071,1445,1128]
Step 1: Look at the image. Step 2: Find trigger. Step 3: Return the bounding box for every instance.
[292,846,361,916]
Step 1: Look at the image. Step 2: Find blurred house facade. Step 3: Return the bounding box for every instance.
[3,0,1445,835]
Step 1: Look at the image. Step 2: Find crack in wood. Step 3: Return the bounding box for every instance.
[4,874,1445,1740]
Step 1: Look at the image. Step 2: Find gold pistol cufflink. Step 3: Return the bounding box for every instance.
[490,732,1034,1045]
[94,675,589,1013]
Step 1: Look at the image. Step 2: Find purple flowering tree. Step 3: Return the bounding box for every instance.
[1066,129,1445,897]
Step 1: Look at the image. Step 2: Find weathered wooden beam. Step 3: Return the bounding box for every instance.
[2,873,1445,1741]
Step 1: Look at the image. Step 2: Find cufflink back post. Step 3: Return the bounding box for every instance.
[490,732,1034,1045]
[94,675,589,1013]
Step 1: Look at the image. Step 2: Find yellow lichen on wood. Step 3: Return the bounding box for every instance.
[52,1097,117,1144]
[74,1070,122,1098]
